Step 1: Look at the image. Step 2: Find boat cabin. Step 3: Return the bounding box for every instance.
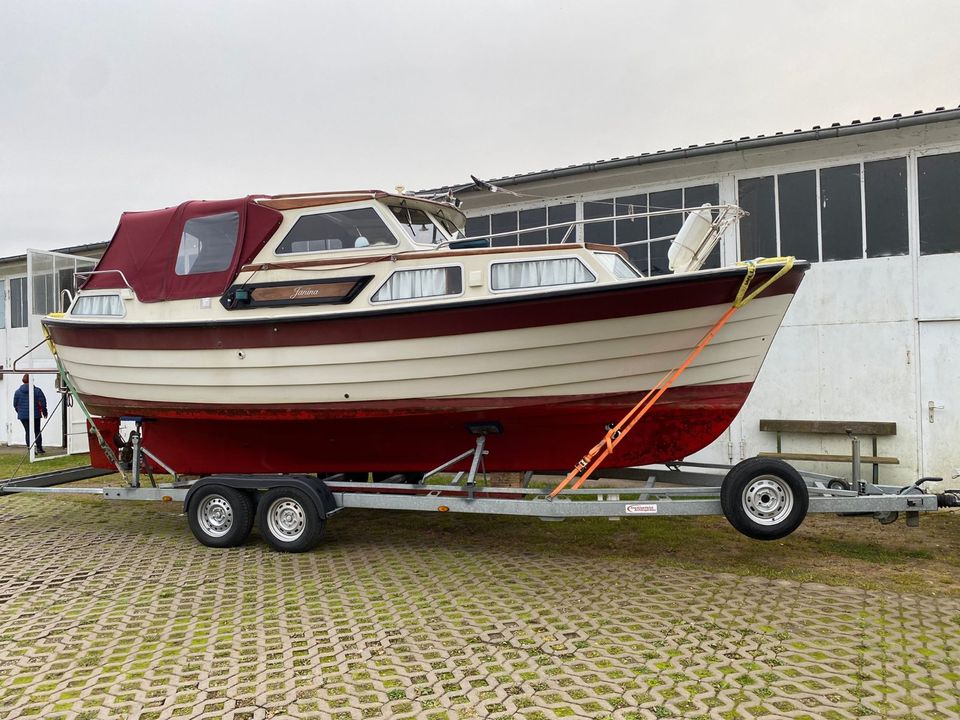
[71,190,702,323]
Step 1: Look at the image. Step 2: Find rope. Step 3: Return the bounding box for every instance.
[42,322,127,481]
[548,257,795,499]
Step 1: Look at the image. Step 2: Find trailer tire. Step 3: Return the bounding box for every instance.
[257,487,325,553]
[187,485,254,548]
[720,458,808,540]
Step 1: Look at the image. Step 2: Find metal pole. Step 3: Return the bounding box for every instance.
[130,430,141,489]
[851,434,863,495]
[465,434,487,487]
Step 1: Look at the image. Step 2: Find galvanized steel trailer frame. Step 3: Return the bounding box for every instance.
[0,465,943,518]
[1,430,954,548]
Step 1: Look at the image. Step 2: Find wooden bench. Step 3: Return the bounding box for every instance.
[758,419,898,483]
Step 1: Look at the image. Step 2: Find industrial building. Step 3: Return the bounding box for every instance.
[448,106,960,488]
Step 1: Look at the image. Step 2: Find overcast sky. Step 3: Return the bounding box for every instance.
[1,0,957,255]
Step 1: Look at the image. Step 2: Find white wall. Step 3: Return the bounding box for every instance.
[692,256,921,484]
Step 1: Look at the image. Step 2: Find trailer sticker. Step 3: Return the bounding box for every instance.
[625,503,658,514]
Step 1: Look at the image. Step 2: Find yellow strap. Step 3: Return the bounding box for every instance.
[734,256,795,308]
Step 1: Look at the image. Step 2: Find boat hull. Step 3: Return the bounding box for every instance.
[46,264,805,474]
[88,383,751,474]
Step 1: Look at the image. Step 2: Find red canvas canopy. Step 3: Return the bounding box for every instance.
[83,197,282,302]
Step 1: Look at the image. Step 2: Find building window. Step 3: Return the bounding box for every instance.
[466,202,576,246]
[0,280,5,328]
[820,164,862,261]
[918,151,960,255]
[583,200,614,245]
[738,176,777,261]
[777,170,818,262]
[10,277,27,328]
[371,267,462,302]
[738,157,908,264]
[464,216,490,244]
[519,208,547,245]
[32,274,58,315]
[490,257,595,291]
[581,184,720,276]
[548,204,576,243]
[614,194,648,274]
[865,158,908,257]
[277,208,397,255]
[491,211,519,247]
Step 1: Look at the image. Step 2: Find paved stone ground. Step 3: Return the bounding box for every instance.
[0,491,958,720]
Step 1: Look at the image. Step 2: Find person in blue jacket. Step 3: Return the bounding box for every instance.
[13,374,47,454]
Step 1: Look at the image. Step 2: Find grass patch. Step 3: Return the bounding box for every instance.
[0,447,91,481]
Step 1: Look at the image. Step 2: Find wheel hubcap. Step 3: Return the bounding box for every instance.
[742,475,794,525]
[267,498,306,541]
[198,495,233,537]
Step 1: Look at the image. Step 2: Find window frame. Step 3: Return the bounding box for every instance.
[390,207,453,247]
[917,147,960,256]
[487,255,597,294]
[175,211,241,276]
[273,203,400,258]
[368,263,465,305]
[733,152,914,264]
[69,293,127,318]
[9,276,28,329]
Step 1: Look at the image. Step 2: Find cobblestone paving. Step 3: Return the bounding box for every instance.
[0,493,958,720]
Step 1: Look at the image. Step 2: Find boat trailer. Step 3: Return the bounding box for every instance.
[2,425,957,552]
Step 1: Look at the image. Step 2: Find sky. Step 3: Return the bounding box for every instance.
[1,0,958,255]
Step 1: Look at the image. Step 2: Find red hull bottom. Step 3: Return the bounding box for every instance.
[89,384,752,475]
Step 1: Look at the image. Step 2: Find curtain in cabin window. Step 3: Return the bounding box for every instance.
[491,258,594,290]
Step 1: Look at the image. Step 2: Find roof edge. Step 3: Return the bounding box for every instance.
[438,105,960,195]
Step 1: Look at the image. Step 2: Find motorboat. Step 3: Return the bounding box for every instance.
[43,190,807,476]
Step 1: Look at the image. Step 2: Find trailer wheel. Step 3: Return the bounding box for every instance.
[720,458,809,540]
[187,485,254,548]
[257,487,325,553]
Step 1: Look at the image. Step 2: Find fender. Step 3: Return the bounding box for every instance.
[183,474,337,518]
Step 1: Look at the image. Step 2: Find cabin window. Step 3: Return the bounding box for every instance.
[391,207,448,245]
[490,258,595,291]
[919,151,960,255]
[371,267,463,302]
[71,294,124,316]
[277,208,397,254]
[595,252,641,279]
[176,212,240,275]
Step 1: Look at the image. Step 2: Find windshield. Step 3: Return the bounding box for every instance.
[390,206,449,245]
[595,251,642,279]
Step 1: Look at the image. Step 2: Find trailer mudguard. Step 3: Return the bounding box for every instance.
[183,474,337,519]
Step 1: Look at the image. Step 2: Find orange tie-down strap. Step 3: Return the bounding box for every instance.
[547,257,795,499]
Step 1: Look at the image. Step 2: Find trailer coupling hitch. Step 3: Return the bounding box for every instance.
[937,491,960,509]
